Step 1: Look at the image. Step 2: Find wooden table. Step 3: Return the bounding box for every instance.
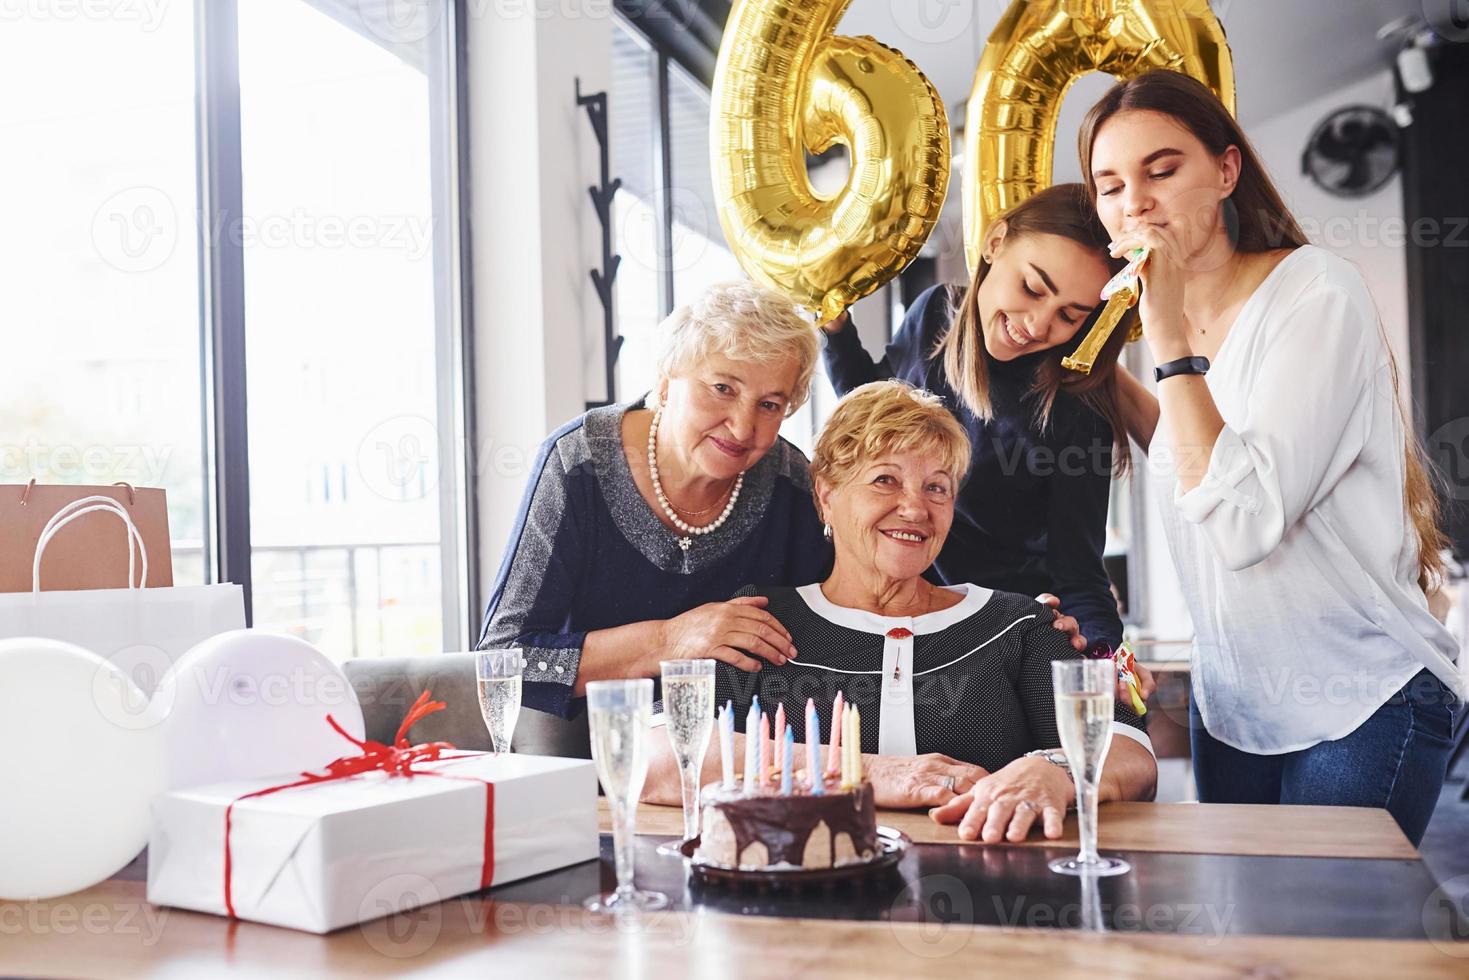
[3,803,1465,978]
[599,799,1422,859]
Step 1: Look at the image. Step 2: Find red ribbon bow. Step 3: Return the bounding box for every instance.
[222,691,495,918]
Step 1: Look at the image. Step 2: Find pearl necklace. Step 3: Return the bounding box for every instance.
[647,406,744,552]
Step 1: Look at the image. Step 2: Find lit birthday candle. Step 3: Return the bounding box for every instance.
[759,711,772,787]
[781,725,794,795]
[805,698,822,795]
[719,700,735,789]
[826,691,844,775]
[743,701,759,794]
[772,702,786,782]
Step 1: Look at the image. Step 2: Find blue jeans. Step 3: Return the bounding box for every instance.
[1190,668,1460,846]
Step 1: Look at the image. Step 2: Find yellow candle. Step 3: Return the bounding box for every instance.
[850,705,861,784]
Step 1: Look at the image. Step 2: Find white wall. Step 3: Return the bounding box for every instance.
[466,2,610,613]
[1250,70,1411,375]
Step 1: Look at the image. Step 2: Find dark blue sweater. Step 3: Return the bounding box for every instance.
[477,400,833,718]
[823,284,1123,650]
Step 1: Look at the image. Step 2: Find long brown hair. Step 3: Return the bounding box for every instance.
[1078,70,1448,591]
[936,183,1135,474]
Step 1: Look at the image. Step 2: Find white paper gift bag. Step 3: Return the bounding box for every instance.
[0,495,243,692]
[147,752,600,933]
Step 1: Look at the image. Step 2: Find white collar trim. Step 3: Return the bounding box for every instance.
[795,582,993,636]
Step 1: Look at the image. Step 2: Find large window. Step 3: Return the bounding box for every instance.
[610,20,663,401]
[3,1,473,661]
[237,0,455,659]
[0,6,208,585]
[609,17,809,450]
[666,63,742,307]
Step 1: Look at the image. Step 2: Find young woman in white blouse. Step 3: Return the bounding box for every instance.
[1081,70,1463,845]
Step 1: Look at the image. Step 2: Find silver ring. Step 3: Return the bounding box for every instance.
[941,775,957,793]
[1016,800,1040,813]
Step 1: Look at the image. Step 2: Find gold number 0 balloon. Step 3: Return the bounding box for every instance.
[711,0,950,324]
[964,0,1236,271]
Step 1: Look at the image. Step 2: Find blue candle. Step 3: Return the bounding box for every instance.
[805,698,823,795]
[781,724,794,795]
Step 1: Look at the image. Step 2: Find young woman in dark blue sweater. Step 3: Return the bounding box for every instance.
[823,184,1136,655]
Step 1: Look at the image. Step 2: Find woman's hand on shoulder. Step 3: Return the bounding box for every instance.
[655,596,797,673]
[864,753,988,809]
[928,755,1073,842]
[1035,593,1088,652]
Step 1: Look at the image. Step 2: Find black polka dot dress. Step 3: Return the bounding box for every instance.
[716,584,1150,774]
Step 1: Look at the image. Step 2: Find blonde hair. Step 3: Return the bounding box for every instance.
[651,281,821,415]
[810,380,972,520]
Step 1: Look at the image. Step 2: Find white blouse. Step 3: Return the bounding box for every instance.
[1150,246,1465,754]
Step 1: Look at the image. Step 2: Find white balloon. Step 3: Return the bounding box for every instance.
[155,630,365,791]
[0,637,165,900]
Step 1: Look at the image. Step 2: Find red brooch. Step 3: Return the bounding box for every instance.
[886,628,913,640]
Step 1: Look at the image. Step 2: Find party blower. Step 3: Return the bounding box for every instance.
[1062,247,1150,375]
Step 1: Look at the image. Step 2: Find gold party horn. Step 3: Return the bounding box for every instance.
[1062,248,1148,375]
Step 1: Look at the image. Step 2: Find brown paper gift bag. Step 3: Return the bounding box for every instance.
[0,491,243,692]
[0,481,175,592]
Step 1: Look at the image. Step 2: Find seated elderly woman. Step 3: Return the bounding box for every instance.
[478,281,830,725]
[645,380,1156,841]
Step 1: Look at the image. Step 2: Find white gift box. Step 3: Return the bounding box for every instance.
[147,752,598,933]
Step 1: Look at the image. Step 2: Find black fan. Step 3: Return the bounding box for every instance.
[1302,106,1400,198]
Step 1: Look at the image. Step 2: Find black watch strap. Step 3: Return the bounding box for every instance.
[1154,355,1210,383]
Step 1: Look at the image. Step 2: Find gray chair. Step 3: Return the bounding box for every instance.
[343,654,591,759]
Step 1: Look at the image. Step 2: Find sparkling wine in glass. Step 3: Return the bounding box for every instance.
[1049,659,1130,877]
[660,659,715,843]
[475,650,523,754]
[584,679,668,913]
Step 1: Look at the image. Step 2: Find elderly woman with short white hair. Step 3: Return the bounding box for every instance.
[478,281,829,721]
[644,380,1157,838]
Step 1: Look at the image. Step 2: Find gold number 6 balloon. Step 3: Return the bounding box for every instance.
[965,0,1235,271]
[711,0,950,323]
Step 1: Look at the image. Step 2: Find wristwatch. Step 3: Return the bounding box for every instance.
[1154,355,1210,383]
[1024,748,1071,772]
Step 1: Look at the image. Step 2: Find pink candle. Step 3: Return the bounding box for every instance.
[772,703,786,782]
[759,711,771,786]
[825,692,844,775]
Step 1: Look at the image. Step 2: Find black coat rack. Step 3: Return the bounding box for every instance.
[577,78,623,410]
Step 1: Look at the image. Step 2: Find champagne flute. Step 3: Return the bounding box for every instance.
[1048,659,1130,877]
[475,650,523,754]
[584,679,668,913]
[660,659,715,844]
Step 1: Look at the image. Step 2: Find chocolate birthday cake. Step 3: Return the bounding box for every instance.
[693,779,878,871]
